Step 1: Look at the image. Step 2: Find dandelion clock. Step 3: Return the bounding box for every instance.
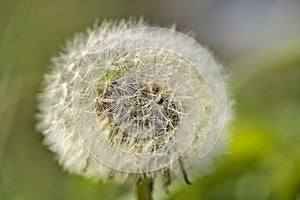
[37,18,231,199]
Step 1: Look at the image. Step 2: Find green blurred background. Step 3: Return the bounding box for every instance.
[1,0,300,199]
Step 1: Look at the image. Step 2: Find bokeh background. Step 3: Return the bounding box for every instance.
[1,0,300,199]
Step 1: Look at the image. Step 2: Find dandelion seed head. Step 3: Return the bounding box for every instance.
[37,18,231,183]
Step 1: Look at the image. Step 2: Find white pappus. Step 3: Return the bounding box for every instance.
[36,17,232,190]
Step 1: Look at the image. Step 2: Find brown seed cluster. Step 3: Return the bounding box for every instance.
[96,77,182,153]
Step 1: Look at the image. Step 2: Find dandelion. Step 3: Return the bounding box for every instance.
[37,18,230,199]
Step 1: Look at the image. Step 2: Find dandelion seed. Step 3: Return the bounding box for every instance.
[37,18,231,190]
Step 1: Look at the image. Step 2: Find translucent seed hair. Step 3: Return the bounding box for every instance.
[37,18,230,186]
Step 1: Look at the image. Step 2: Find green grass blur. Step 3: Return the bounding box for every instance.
[1,1,300,200]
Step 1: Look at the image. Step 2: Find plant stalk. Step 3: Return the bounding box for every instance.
[135,178,153,200]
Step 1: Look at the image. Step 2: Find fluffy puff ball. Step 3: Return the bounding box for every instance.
[37,18,231,187]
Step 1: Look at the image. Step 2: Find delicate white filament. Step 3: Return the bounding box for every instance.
[37,18,230,182]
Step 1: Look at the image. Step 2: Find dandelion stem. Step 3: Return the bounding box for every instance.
[135,178,153,200]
